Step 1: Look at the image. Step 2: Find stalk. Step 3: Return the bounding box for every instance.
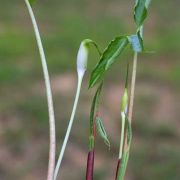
[128,52,138,124]
[123,52,138,155]
[115,63,129,180]
[54,73,84,180]
[115,159,121,180]
[86,150,95,180]
[24,1,56,180]
[54,39,93,179]
[86,133,95,180]
[118,113,126,159]
[86,118,96,180]
[85,82,104,180]
[115,52,138,180]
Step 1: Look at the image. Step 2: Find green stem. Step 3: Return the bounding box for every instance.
[118,112,125,159]
[24,1,56,180]
[54,73,83,180]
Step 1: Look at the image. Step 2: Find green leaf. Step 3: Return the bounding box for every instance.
[96,117,110,149]
[89,36,129,88]
[134,0,148,27]
[89,82,103,135]
[28,0,36,6]
[116,152,129,180]
[128,34,144,53]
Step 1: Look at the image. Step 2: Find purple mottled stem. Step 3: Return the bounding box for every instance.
[115,159,121,180]
[86,150,95,180]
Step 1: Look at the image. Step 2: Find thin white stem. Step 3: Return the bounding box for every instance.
[54,73,84,180]
[24,1,56,180]
[118,112,125,159]
[128,52,138,123]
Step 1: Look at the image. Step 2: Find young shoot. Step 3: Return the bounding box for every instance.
[115,64,130,180]
[116,1,152,179]
[118,64,129,160]
[86,80,110,180]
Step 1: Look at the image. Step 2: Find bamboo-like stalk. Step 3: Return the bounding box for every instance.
[24,1,56,180]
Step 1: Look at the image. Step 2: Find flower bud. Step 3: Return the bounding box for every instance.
[77,39,91,77]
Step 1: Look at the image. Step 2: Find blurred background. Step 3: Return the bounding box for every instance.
[0,0,179,179]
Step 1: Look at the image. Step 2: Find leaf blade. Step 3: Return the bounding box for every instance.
[89,36,129,88]
[134,0,148,27]
[134,0,152,27]
[96,117,110,149]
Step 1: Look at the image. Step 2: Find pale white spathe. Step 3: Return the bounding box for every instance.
[77,42,88,77]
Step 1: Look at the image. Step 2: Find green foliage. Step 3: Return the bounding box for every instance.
[134,0,152,43]
[88,10,148,89]
[96,117,110,149]
[116,1,152,179]
[134,0,148,27]
[87,1,152,178]
[89,36,129,88]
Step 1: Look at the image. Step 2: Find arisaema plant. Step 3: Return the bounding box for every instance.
[87,0,152,179]
[23,0,152,180]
